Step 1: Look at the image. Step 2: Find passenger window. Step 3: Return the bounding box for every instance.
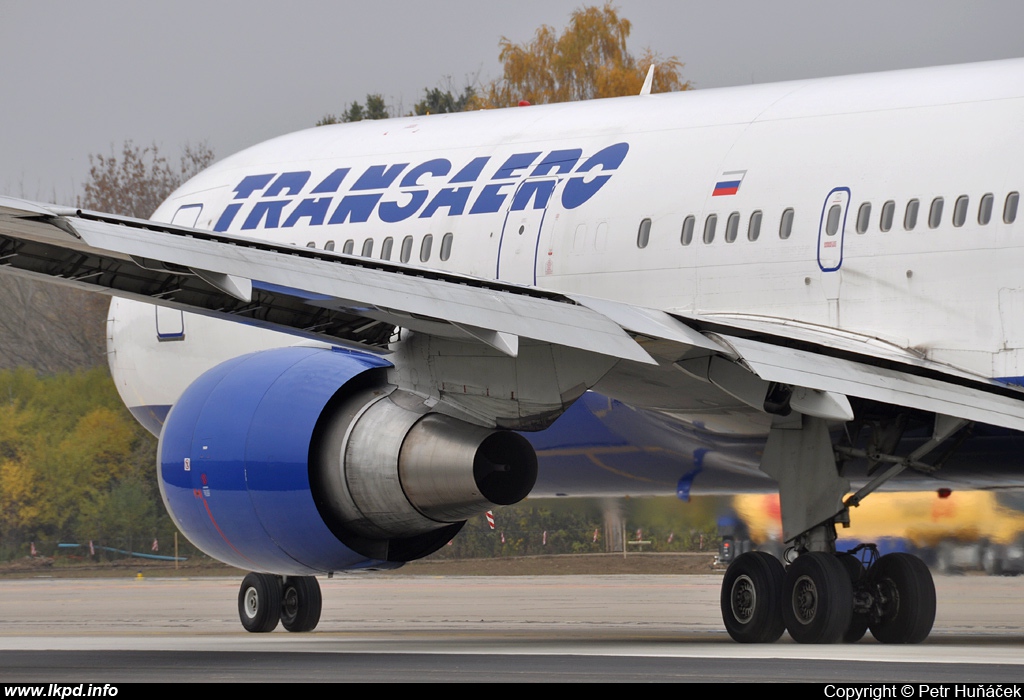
[361,238,374,257]
[680,215,695,246]
[703,214,717,244]
[856,203,871,234]
[779,208,794,239]
[1004,192,1019,224]
[305,241,316,248]
[342,239,354,255]
[979,193,994,225]
[637,218,651,248]
[747,211,762,241]
[380,237,393,260]
[440,232,454,261]
[420,234,433,262]
[880,200,895,232]
[400,236,413,263]
[904,199,919,230]
[725,212,740,243]
[595,222,609,251]
[325,240,336,251]
[953,196,969,228]
[825,204,841,235]
[573,224,587,253]
[928,197,943,229]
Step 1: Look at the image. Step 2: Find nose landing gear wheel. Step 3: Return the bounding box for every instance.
[721,551,786,643]
[280,576,322,633]
[238,572,282,633]
[782,552,853,644]
[868,553,935,644]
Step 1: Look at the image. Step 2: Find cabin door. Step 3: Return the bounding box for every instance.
[497,177,560,285]
[817,187,850,326]
[817,187,849,272]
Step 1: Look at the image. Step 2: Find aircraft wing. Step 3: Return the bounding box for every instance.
[2,195,1024,431]
[0,196,669,364]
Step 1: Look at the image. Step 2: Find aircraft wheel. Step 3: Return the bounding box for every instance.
[721,551,786,643]
[238,572,282,633]
[782,552,853,644]
[837,553,868,643]
[843,611,870,644]
[281,576,322,633]
[869,553,935,644]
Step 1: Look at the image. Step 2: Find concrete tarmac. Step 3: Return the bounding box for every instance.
[1,573,1023,682]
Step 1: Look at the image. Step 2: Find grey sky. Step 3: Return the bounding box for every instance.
[2,1,1023,205]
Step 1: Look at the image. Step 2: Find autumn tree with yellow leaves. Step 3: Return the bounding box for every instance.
[477,3,690,108]
[0,368,173,558]
[314,4,691,123]
[0,140,216,560]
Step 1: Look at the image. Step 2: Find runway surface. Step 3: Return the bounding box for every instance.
[2,573,1023,682]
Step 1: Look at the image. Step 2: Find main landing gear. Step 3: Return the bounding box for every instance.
[722,546,935,644]
[238,573,323,633]
[720,411,957,644]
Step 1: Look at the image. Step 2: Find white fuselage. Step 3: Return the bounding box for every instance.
[108,59,1024,423]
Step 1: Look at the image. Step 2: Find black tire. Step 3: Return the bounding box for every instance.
[721,551,786,643]
[782,551,853,644]
[869,553,935,644]
[837,553,868,643]
[281,576,322,633]
[844,613,869,644]
[837,552,864,583]
[238,572,282,633]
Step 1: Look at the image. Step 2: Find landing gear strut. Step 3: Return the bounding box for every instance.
[721,412,956,644]
[238,573,323,633]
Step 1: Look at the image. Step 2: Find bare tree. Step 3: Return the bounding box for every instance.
[78,141,215,218]
[0,142,215,373]
[0,278,109,374]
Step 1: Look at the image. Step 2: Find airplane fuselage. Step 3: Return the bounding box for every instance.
[110,59,1024,442]
[9,57,1023,642]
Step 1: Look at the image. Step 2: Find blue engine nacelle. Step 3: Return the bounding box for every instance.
[158,346,536,574]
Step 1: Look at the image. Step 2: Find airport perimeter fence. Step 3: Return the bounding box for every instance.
[0,532,209,566]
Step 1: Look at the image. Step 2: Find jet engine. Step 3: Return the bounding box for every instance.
[158,346,537,574]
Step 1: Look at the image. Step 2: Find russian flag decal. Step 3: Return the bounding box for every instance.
[712,170,747,196]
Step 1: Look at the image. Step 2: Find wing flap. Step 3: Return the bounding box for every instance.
[722,334,1024,431]
[697,312,987,383]
[0,198,663,365]
[66,216,655,364]
[569,294,725,353]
